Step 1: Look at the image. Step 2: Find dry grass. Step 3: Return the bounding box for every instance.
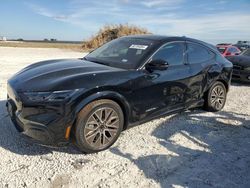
[0,24,150,52]
[0,41,83,52]
[82,24,151,50]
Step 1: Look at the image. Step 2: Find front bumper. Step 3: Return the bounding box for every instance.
[232,66,250,82]
[6,85,74,146]
[7,109,54,144]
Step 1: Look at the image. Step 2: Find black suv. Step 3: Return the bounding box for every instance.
[227,48,250,82]
[234,41,250,51]
[7,35,233,153]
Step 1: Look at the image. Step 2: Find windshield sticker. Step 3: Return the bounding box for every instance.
[129,45,148,50]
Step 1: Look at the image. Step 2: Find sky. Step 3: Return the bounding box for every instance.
[0,0,250,44]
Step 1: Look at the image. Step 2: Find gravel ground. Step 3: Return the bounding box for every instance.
[0,47,250,188]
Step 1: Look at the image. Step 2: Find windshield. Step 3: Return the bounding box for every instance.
[217,46,226,54]
[85,37,157,69]
[241,49,250,56]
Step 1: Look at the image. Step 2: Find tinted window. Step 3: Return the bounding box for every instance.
[217,46,226,54]
[152,42,185,65]
[187,43,214,64]
[242,49,250,56]
[228,47,237,53]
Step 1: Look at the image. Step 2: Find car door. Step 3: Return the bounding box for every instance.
[129,41,192,121]
[185,42,217,104]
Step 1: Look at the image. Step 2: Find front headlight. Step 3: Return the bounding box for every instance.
[23,89,79,102]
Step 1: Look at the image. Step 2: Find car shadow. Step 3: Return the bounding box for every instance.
[111,109,250,187]
[0,100,82,155]
[1,97,250,187]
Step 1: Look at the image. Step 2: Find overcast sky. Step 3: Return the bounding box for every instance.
[1,0,250,44]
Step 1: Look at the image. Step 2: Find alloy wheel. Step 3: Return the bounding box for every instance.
[84,107,120,149]
[210,85,226,110]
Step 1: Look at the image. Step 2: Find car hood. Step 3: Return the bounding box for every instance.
[8,58,123,92]
[227,55,250,67]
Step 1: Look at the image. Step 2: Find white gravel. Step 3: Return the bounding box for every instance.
[0,47,250,188]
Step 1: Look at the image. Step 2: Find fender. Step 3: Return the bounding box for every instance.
[204,62,231,93]
[74,90,131,130]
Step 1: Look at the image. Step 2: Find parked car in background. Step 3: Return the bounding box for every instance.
[216,43,241,57]
[226,48,250,82]
[7,35,233,153]
[234,41,250,51]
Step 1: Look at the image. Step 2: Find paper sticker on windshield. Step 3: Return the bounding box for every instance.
[129,45,148,50]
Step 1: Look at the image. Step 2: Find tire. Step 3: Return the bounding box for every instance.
[204,81,227,112]
[74,99,124,153]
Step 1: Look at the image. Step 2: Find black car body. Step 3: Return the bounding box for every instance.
[226,49,250,82]
[7,35,233,152]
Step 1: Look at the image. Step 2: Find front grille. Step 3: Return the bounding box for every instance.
[233,65,243,70]
[232,75,241,78]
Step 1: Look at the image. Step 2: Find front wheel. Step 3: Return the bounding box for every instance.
[74,99,124,153]
[204,81,227,112]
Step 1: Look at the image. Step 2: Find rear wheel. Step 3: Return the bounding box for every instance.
[74,99,124,153]
[204,81,227,112]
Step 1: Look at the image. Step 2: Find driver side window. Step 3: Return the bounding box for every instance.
[228,47,235,53]
[152,42,185,66]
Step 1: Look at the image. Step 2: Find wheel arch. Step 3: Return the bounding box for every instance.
[205,74,230,94]
[217,79,229,92]
[74,91,131,131]
[203,78,229,106]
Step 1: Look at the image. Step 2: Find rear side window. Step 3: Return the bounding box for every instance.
[152,42,185,66]
[228,47,234,53]
[187,43,214,64]
[228,47,239,53]
[217,46,226,53]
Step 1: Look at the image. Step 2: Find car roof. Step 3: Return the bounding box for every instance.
[217,43,232,46]
[122,34,188,42]
[121,35,218,52]
[216,44,232,47]
[123,34,211,45]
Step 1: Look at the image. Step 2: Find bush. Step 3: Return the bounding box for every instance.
[82,24,151,50]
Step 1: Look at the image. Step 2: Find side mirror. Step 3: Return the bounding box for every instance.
[225,52,232,56]
[146,59,169,71]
